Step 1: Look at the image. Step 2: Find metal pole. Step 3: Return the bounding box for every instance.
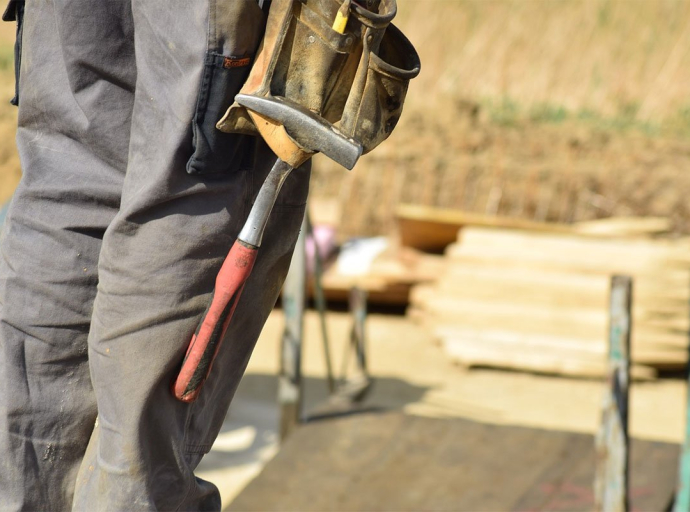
[305,211,335,393]
[595,275,632,512]
[334,287,371,403]
[350,287,369,382]
[278,213,307,440]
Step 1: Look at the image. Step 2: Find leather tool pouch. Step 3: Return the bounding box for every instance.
[2,0,25,107]
[217,0,419,160]
[339,22,420,154]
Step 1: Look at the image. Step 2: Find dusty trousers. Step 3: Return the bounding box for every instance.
[0,0,309,510]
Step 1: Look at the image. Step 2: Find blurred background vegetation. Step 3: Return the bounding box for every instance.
[0,23,20,206]
[312,0,690,238]
[3,1,690,235]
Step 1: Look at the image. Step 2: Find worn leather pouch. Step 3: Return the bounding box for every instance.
[338,22,420,154]
[217,0,397,134]
[217,0,419,165]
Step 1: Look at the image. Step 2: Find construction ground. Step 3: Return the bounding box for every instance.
[196,308,687,509]
[3,1,690,509]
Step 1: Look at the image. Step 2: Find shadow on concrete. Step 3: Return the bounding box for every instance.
[196,372,430,474]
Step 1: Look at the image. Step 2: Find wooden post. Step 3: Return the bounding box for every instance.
[673,272,690,512]
[278,214,307,440]
[595,275,632,512]
[675,403,690,512]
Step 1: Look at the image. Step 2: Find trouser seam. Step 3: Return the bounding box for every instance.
[176,406,197,512]
[175,3,214,510]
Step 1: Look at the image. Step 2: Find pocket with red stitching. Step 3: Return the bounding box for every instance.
[186,52,257,176]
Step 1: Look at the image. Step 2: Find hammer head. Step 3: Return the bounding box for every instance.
[236,94,363,170]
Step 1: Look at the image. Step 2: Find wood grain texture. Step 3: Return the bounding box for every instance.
[229,412,678,512]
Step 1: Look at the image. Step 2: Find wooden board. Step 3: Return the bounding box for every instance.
[229,412,678,512]
[396,204,673,253]
[309,248,444,306]
[414,296,690,349]
[442,336,660,379]
[396,204,570,252]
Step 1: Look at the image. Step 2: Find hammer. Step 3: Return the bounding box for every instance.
[173,94,362,402]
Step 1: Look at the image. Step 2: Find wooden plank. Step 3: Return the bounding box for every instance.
[515,436,678,512]
[442,336,658,380]
[412,282,690,322]
[457,228,690,262]
[313,278,412,306]
[595,276,632,512]
[396,204,570,252]
[574,216,672,237]
[439,259,690,300]
[310,248,444,306]
[416,296,690,350]
[414,267,690,310]
[448,243,690,276]
[229,413,678,512]
[396,204,673,252]
[439,328,686,367]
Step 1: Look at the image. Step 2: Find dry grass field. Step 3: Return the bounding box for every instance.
[312,0,690,238]
[0,23,19,205]
[3,3,690,236]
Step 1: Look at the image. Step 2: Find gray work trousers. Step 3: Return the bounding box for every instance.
[0,1,309,510]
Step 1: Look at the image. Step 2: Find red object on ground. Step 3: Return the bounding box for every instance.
[173,240,258,403]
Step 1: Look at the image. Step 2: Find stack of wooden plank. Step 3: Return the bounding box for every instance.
[409,226,690,379]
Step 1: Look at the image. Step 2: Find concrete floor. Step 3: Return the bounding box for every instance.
[195,309,688,508]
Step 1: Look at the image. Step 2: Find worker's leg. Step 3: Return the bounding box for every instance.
[71,1,309,510]
[0,1,136,510]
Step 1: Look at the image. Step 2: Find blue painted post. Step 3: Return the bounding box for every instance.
[595,275,632,512]
[673,273,690,512]
[675,404,690,512]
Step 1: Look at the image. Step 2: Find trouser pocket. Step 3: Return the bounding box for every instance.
[186,0,266,176]
[2,0,24,106]
[186,52,257,176]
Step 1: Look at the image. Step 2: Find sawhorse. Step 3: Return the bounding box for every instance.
[278,212,372,440]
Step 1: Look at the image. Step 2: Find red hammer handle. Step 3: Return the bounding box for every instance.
[173,240,258,402]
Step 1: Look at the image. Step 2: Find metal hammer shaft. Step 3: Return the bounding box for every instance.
[173,94,361,403]
[173,159,293,402]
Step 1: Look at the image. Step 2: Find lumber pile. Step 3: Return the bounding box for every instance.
[410,225,690,379]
